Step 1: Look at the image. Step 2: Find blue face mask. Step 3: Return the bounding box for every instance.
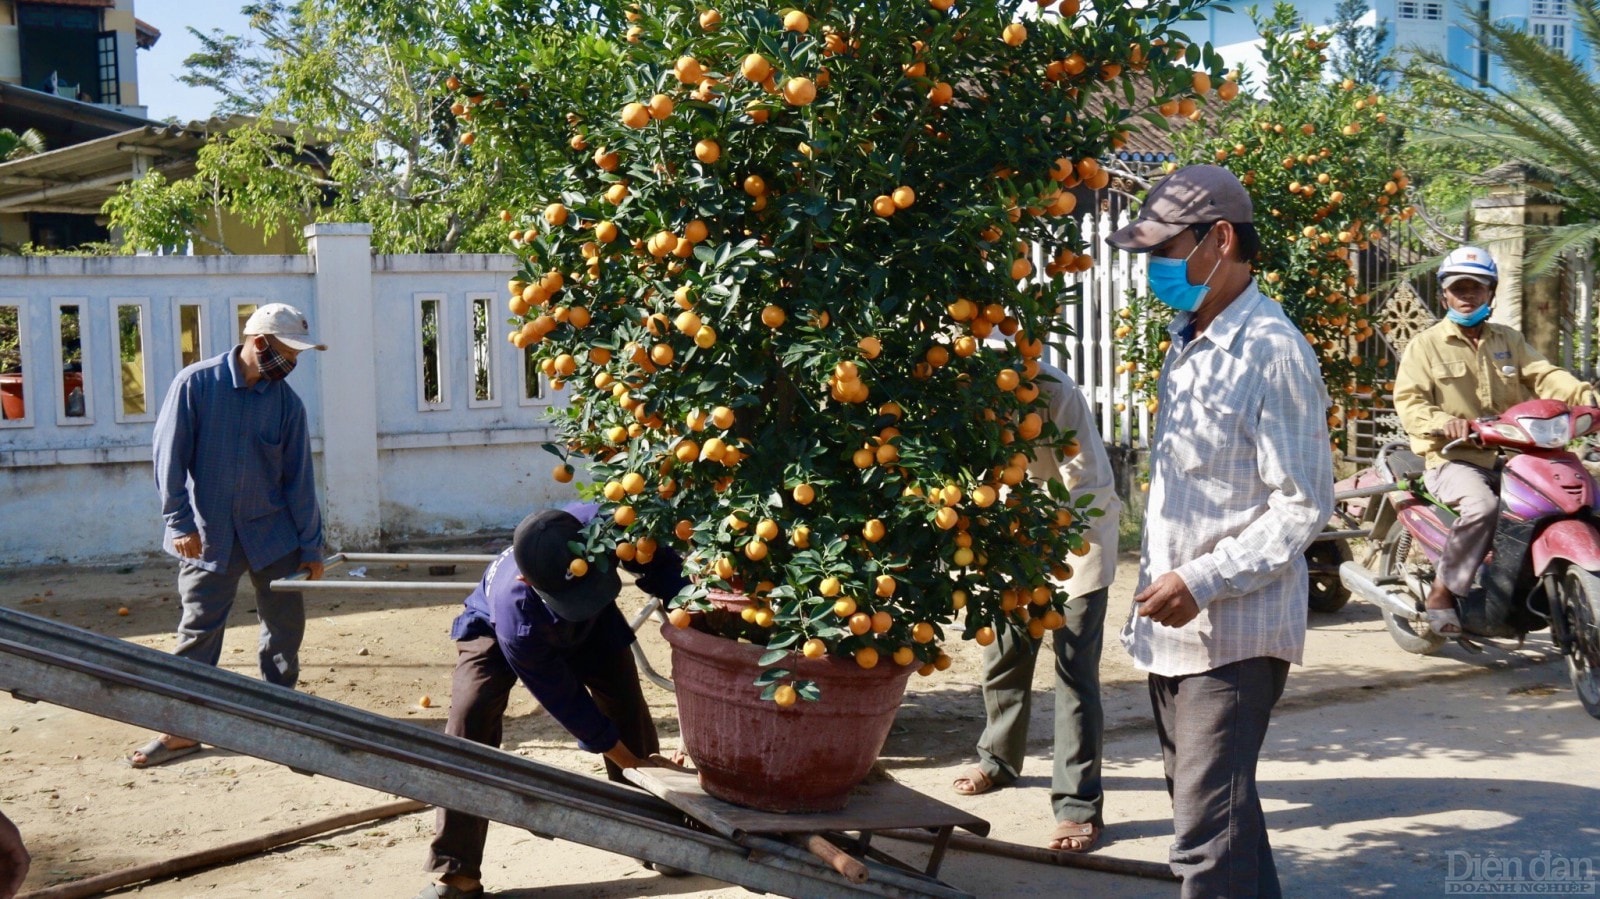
[1446,304,1491,328]
[1147,236,1222,312]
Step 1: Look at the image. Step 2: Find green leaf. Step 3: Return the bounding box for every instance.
[754,667,790,686]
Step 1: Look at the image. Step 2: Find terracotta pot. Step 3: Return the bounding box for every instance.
[0,373,21,421]
[661,619,915,813]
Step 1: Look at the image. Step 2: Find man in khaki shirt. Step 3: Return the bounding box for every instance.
[1393,246,1596,637]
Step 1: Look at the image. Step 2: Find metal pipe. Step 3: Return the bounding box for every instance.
[266,579,479,593]
[627,598,674,692]
[1311,529,1370,542]
[1339,562,1426,621]
[875,829,1178,882]
[17,800,427,899]
[1334,483,1401,502]
[336,552,500,564]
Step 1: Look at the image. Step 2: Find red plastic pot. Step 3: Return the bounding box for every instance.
[661,619,914,813]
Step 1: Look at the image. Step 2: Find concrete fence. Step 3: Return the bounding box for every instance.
[0,224,574,566]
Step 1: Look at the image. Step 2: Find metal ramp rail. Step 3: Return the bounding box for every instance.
[0,605,971,899]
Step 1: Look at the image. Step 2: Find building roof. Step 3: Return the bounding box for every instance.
[0,124,209,215]
[135,18,162,50]
[21,0,115,7]
[0,82,161,149]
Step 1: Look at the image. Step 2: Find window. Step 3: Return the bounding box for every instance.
[1532,22,1567,50]
[176,301,205,370]
[1398,2,1443,20]
[97,31,120,106]
[234,301,259,343]
[415,295,449,409]
[1,302,28,426]
[468,295,498,407]
[53,299,91,424]
[1533,0,1568,16]
[113,300,153,421]
[520,346,546,405]
[16,4,105,102]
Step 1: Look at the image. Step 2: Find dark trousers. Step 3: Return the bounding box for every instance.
[975,587,1106,825]
[1149,656,1289,899]
[174,541,304,688]
[425,635,658,881]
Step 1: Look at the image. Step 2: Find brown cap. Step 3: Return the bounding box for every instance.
[1106,165,1254,253]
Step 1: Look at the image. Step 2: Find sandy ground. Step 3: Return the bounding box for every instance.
[3,544,1598,898]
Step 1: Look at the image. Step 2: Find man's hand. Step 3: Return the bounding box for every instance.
[299,559,325,581]
[1441,417,1474,442]
[1134,572,1200,628]
[603,740,645,770]
[645,750,692,772]
[173,532,202,560]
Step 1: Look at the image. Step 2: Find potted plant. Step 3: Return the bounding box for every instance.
[451,0,1222,811]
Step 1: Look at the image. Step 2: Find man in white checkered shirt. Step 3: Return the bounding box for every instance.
[1108,165,1334,899]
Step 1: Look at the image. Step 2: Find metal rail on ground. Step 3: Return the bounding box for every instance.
[0,605,971,899]
[272,552,676,691]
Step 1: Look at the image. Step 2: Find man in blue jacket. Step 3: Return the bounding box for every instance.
[131,303,326,768]
[415,505,686,899]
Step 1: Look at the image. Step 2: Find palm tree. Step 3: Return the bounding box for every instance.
[1404,1,1600,274]
[0,128,45,161]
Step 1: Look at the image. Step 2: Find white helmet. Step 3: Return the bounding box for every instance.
[1438,245,1499,288]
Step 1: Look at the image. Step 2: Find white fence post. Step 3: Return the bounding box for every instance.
[307,223,382,551]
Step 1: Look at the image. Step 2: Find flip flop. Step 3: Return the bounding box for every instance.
[951,766,996,796]
[1048,820,1102,853]
[1426,607,1463,638]
[126,737,202,769]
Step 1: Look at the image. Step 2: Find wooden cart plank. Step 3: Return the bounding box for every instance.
[625,766,989,841]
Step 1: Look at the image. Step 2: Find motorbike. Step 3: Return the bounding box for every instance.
[1335,398,1600,720]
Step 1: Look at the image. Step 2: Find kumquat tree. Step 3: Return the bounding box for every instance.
[1115,2,1412,450]
[440,0,1224,701]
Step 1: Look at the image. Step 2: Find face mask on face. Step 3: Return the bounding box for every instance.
[256,338,297,381]
[1147,231,1223,312]
[1446,303,1491,328]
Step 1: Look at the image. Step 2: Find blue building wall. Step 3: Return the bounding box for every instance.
[1200,1,1597,89]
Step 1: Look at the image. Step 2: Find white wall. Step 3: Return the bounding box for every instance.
[0,226,576,566]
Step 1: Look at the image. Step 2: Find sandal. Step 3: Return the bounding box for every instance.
[1426,607,1463,638]
[412,884,484,899]
[1048,820,1102,853]
[950,766,996,796]
[126,736,202,769]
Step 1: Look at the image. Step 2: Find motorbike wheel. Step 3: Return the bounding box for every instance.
[1378,530,1447,655]
[1555,565,1600,720]
[1306,540,1353,614]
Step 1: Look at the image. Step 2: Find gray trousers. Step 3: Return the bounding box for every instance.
[974,587,1106,826]
[427,635,657,880]
[174,540,305,688]
[1149,656,1289,899]
[1423,461,1500,597]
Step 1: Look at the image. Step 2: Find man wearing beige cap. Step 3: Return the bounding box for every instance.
[132,303,328,768]
[1107,165,1333,897]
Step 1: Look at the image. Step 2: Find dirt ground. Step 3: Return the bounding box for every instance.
[4,542,1593,898]
[0,540,1147,896]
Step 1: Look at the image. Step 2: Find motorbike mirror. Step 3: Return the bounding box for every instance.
[1574,406,1600,437]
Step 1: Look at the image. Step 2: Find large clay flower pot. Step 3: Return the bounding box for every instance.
[662,619,915,813]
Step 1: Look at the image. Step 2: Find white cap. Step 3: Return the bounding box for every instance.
[243,303,326,351]
[1438,245,1499,290]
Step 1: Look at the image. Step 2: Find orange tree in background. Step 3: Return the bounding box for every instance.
[444,0,1223,700]
[1116,2,1412,450]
